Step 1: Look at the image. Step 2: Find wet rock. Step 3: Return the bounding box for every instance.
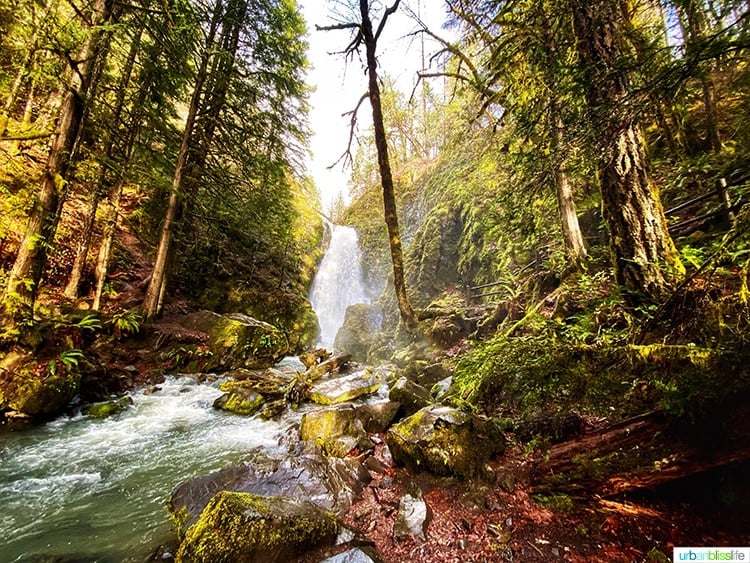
[84,396,133,419]
[219,369,293,397]
[178,311,289,371]
[168,453,370,537]
[213,390,265,416]
[299,348,331,369]
[176,491,339,563]
[354,400,400,433]
[321,546,382,563]
[310,369,383,405]
[430,376,453,400]
[388,377,431,416]
[386,405,506,479]
[393,490,431,541]
[300,405,369,457]
[333,304,383,362]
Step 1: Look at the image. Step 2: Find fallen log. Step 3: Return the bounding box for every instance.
[531,408,750,497]
[306,353,352,381]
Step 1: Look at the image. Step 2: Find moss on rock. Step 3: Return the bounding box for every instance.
[0,349,81,416]
[213,391,266,416]
[299,405,369,457]
[176,491,339,563]
[178,311,289,372]
[85,396,133,419]
[386,405,505,479]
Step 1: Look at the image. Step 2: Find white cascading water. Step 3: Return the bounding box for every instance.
[0,377,293,562]
[309,224,369,350]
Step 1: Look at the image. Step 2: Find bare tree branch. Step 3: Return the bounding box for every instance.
[374,0,402,42]
[327,91,369,170]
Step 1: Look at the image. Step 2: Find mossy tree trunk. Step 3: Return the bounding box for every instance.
[570,0,683,301]
[359,0,417,330]
[1,0,114,330]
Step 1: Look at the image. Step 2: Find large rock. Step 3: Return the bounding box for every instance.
[388,377,432,416]
[168,453,370,537]
[333,304,383,362]
[176,491,339,563]
[178,311,289,371]
[386,405,506,479]
[300,405,370,457]
[0,350,81,416]
[309,369,383,405]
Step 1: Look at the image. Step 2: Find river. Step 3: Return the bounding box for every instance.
[0,376,296,562]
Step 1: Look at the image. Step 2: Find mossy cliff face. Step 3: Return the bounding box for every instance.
[178,311,289,372]
[175,491,339,563]
[0,349,81,416]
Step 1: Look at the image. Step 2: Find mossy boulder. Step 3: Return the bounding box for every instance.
[300,405,369,457]
[333,304,383,361]
[176,491,339,563]
[309,369,383,405]
[169,454,369,537]
[0,350,81,416]
[178,311,289,372]
[85,396,133,419]
[388,377,432,416]
[213,390,266,416]
[386,405,506,479]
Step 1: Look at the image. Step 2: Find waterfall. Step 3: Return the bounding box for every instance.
[309,224,369,350]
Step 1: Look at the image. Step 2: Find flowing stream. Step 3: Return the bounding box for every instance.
[309,224,369,349]
[0,376,296,562]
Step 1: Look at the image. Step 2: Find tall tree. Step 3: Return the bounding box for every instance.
[420,0,589,265]
[1,0,114,333]
[319,0,417,330]
[142,0,229,321]
[143,0,308,320]
[570,0,684,300]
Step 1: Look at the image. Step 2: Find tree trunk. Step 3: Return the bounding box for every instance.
[1,0,114,327]
[678,0,734,223]
[143,0,244,320]
[359,0,416,330]
[64,28,140,300]
[571,0,683,301]
[538,10,587,265]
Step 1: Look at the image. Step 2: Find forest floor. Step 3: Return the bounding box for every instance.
[297,437,750,563]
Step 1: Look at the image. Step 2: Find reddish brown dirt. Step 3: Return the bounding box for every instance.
[297,442,750,563]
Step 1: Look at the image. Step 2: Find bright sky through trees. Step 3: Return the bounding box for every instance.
[300,0,450,212]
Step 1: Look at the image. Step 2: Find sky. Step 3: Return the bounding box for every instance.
[298,0,451,212]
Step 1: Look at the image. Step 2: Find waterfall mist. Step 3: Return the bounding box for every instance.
[309,225,369,349]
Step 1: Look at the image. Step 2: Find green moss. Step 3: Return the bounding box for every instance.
[176,491,339,562]
[533,493,576,513]
[86,396,132,419]
[213,391,265,416]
